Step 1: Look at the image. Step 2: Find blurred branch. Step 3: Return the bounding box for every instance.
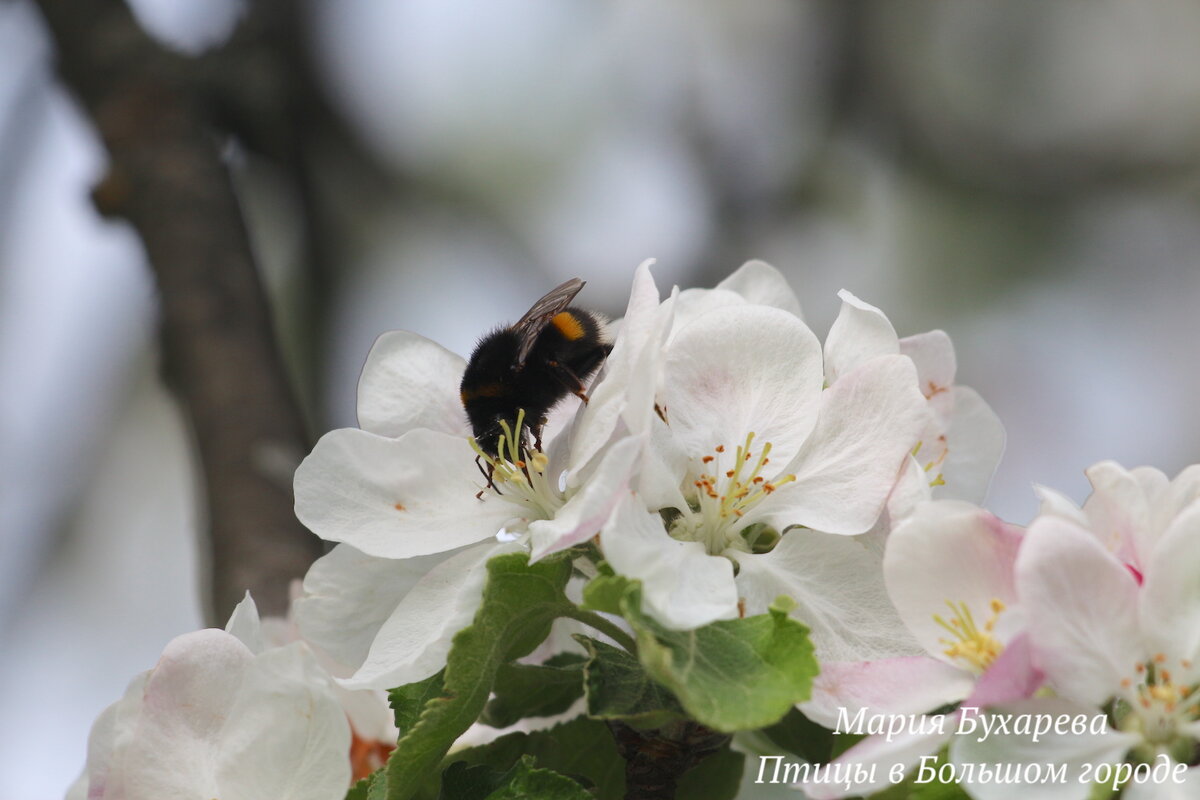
[31,0,323,622]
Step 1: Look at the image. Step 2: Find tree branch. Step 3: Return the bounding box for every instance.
[32,0,323,622]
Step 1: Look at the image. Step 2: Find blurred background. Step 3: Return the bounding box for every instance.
[3,0,1200,796]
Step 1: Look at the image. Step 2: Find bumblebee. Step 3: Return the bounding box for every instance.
[460,278,611,462]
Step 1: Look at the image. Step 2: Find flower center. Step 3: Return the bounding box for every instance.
[932,598,1005,674]
[468,410,560,519]
[1118,655,1200,747]
[673,432,795,555]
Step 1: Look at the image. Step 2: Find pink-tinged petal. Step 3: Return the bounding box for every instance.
[800,723,956,800]
[212,644,351,799]
[662,304,824,470]
[294,543,455,669]
[1140,503,1200,668]
[529,435,642,560]
[823,290,899,384]
[715,259,804,318]
[341,540,522,690]
[950,697,1139,800]
[1124,765,1200,800]
[601,494,738,631]
[357,330,468,438]
[885,500,1023,666]
[899,329,957,399]
[736,530,921,663]
[937,386,1005,505]
[801,656,974,729]
[568,260,667,479]
[1017,516,1142,706]
[294,427,515,559]
[763,355,927,535]
[963,632,1044,708]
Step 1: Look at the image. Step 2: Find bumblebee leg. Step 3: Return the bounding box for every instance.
[474,455,500,499]
[546,361,591,404]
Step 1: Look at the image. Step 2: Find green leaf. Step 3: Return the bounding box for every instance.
[621,588,818,732]
[485,756,593,800]
[675,746,746,800]
[576,635,684,728]
[450,716,626,800]
[389,670,446,737]
[580,572,634,615]
[345,775,374,800]
[381,553,577,800]
[761,708,834,763]
[439,762,508,800]
[481,656,586,728]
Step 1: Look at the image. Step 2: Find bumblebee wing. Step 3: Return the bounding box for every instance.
[512,277,585,365]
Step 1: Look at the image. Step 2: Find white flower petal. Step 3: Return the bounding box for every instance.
[1034,484,1088,525]
[568,259,667,479]
[801,656,974,729]
[294,543,455,669]
[1140,503,1200,668]
[823,290,899,384]
[1123,764,1200,800]
[74,672,149,799]
[1017,516,1142,706]
[736,530,922,663]
[1082,460,1153,567]
[213,644,352,800]
[1161,465,1200,524]
[950,698,1139,800]
[884,500,1022,665]
[762,355,927,535]
[357,330,468,438]
[105,630,351,800]
[715,259,803,318]
[634,414,690,513]
[936,386,1006,505]
[224,593,266,655]
[294,427,515,558]
[529,435,642,559]
[899,329,957,398]
[340,540,521,691]
[662,304,823,471]
[888,455,935,524]
[670,287,747,341]
[601,494,738,630]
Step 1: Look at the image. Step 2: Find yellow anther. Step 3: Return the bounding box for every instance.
[931,599,1005,674]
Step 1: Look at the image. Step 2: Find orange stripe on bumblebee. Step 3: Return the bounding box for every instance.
[550,311,586,341]
[460,383,507,403]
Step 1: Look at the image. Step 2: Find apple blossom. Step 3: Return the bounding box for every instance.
[597,272,932,664]
[823,290,1005,509]
[950,492,1200,800]
[798,500,1039,799]
[67,596,351,800]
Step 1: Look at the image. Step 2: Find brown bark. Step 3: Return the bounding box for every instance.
[32,0,323,621]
